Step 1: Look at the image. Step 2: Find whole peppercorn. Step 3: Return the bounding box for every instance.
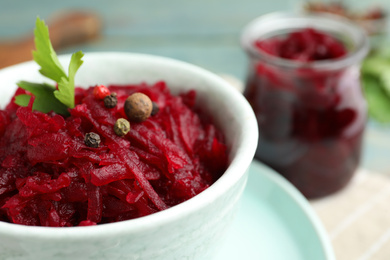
[124,93,153,122]
[151,102,159,116]
[84,132,101,148]
[93,85,110,100]
[114,118,131,136]
[104,93,118,108]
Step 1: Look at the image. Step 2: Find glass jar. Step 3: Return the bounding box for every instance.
[241,13,369,199]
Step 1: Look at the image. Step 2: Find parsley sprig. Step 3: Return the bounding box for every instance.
[15,17,84,116]
[361,47,390,123]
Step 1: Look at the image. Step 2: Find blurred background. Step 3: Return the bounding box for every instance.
[1,0,390,258]
[0,0,386,78]
[2,0,301,79]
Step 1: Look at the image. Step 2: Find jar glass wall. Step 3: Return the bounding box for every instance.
[241,13,369,199]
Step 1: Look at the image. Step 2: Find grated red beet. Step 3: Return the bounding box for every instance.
[246,27,363,198]
[255,28,347,61]
[0,82,228,226]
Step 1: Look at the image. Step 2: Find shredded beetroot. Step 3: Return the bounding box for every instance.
[0,82,228,226]
[255,28,347,61]
[245,27,363,198]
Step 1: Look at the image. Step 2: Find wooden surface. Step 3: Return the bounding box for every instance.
[311,169,390,260]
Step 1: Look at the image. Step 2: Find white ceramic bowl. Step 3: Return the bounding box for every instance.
[0,52,258,260]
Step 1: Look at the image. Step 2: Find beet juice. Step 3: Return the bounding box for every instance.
[241,13,369,198]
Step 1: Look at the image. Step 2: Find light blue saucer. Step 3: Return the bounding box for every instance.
[214,160,335,260]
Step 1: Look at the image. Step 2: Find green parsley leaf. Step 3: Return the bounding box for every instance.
[361,47,390,124]
[14,94,32,107]
[361,75,390,123]
[16,81,69,115]
[32,17,67,83]
[361,55,390,77]
[380,71,390,97]
[54,51,84,108]
[15,17,84,115]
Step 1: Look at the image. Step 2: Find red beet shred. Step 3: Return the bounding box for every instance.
[255,28,347,61]
[0,82,228,226]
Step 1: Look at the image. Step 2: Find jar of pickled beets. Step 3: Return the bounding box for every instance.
[241,13,369,198]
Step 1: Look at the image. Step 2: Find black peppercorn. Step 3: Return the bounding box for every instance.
[151,102,159,116]
[84,132,101,148]
[104,93,118,108]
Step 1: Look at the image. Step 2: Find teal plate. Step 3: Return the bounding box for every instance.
[213,160,335,260]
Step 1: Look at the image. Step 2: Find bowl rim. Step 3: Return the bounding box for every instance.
[0,52,258,238]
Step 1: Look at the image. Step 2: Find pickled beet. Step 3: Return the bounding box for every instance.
[255,28,347,61]
[0,82,228,226]
[245,28,366,198]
